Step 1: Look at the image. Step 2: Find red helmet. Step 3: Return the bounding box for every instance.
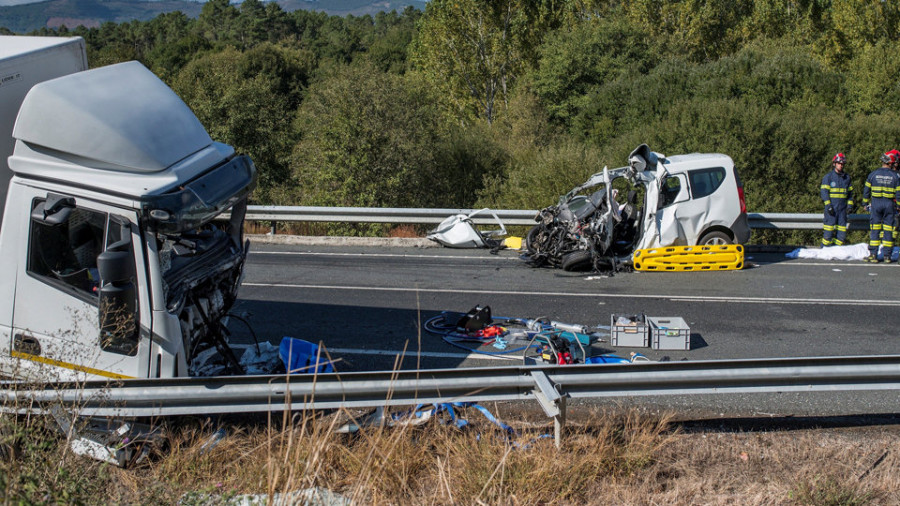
[832,152,846,164]
[882,152,896,165]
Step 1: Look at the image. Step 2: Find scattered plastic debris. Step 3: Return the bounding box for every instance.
[191,341,283,376]
[52,407,164,467]
[198,428,227,455]
[180,487,351,506]
[239,342,281,374]
[426,208,507,248]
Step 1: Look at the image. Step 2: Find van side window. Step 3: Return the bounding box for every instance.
[688,167,726,199]
[659,176,682,208]
[28,201,107,301]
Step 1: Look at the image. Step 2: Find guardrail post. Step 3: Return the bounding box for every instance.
[555,397,566,449]
[270,221,277,235]
[531,370,566,448]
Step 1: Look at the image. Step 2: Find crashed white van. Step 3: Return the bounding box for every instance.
[526,145,750,270]
[633,146,750,249]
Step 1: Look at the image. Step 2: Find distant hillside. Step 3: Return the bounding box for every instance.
[0,0,425,33]
[278,0,424,16]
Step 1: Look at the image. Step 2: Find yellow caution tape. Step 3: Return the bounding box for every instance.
[503,236,523,250]
[632,244,744,272]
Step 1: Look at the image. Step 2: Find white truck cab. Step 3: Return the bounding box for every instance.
[0,37,256,381]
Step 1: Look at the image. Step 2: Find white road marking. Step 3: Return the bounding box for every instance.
[327,347,517,362]
[255,250,888,268]
[252,251,518,260]
[241,282,900,306]
[758,262,888,267]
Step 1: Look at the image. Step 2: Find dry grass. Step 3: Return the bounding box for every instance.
[387,225,422,238]
[2,404,900,505]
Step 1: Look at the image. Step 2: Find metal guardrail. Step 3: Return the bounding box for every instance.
[4,355,900,419]
[747,212,869,231]
[244,206,869,231]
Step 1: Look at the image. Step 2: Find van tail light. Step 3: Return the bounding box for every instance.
[737,185,747,214]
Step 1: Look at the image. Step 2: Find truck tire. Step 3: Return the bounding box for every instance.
[561,250,593,271]
[698,230,733,246]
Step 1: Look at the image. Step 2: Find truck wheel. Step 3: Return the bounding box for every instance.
[698,231,733,246]
[561,250,593,271]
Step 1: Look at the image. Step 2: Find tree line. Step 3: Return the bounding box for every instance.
[15,0,900,242]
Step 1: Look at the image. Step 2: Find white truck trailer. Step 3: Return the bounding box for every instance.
[0,37,88,224]
[0,36,257,381]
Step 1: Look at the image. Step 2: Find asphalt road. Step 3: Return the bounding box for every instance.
[230,242,900,418]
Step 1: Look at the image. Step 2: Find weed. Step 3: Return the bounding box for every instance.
[0,396,899,505]
[791,476,872,506]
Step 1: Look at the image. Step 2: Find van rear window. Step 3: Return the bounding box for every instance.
[688,167,726,199]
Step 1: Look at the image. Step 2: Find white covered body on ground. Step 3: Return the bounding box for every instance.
[785,243,894,261]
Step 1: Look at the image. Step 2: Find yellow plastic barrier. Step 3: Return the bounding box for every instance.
[632,244,744,272]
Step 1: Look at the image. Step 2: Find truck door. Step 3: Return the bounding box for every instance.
[10,192,150,380]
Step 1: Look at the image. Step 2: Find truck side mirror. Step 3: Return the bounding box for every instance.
[97,239,134,282]
[98,232,138,356]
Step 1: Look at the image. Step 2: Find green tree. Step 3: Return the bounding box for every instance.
[477,140,604,210]
[739,0,830,44]
[197,0,240,44]
[529,18,656,126]
[142,12,207,77]
[292,63,506,215]
[621,0,753,61]
[364,9,421,73]
[236,0,268,48]
[292,64,447,209]
[411,0,567,124]
[845,42,900,113]
[831,0,900,53]
[172,45,313,202]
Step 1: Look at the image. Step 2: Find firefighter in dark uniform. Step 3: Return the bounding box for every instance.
[862,152,900,262]
[890,149,900,262]
[820,152,853,247]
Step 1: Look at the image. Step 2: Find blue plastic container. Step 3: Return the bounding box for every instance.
[279,337,334,374]
[584,355,631,364]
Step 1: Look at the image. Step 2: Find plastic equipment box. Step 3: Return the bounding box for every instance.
[610,314,649,347]
[648,317,691,350]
